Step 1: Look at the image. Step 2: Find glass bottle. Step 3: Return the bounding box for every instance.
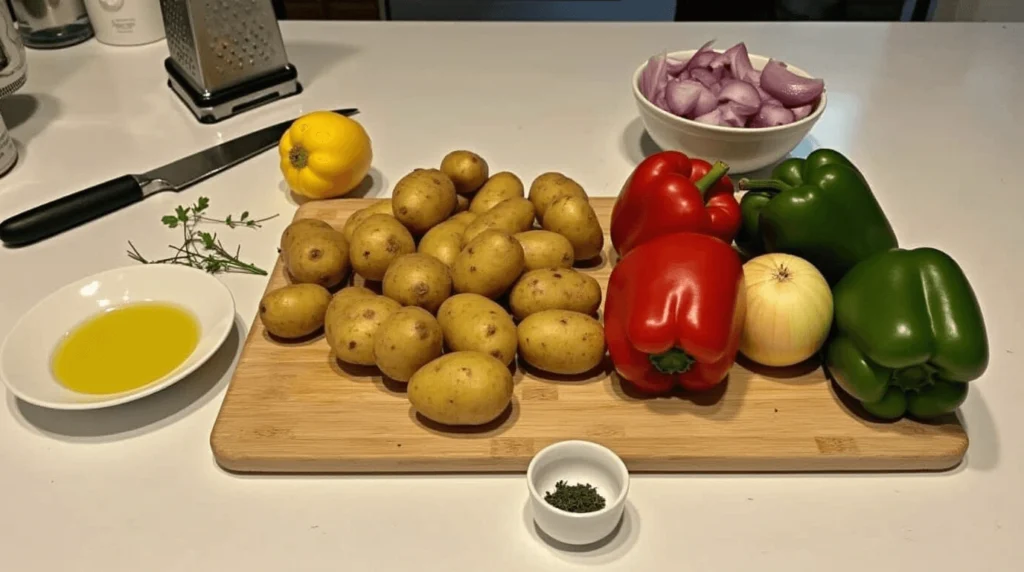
[10,0,94,49]
[1,0,27,177]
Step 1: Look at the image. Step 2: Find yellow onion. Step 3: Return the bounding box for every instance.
[740,253,833,367]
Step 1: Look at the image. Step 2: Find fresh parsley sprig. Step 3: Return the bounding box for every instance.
[127,196,278,275]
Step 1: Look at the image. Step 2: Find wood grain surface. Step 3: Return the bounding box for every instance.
[210,198,967,473]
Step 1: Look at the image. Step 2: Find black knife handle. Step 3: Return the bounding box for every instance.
[0,175,145,247]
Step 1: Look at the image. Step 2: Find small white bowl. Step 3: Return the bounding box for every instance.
[632,49,827,173]
[527,440,630,546]
[0,264,235,410]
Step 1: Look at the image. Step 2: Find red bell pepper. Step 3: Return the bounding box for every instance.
[604,232,746,393]
[610,151,741,256]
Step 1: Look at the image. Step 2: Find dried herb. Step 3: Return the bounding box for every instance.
[127,196,278,275]
[543,480,606,513]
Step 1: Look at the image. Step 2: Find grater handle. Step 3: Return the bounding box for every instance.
[0,176,145,247]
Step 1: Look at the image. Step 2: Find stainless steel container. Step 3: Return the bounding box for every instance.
[159,0,300,124]
[1,1,28,177]
[10,0,93,49]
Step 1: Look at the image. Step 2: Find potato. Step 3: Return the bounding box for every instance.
[323,287,377,348]
[461,198,536,246]
[514,230,575,271]
[382,253,452,314]
[529,172,588,221]
[342,200,394,242]
[392,168,458,235]
[517,310,606,375]
[440,150,489,195]
[259,283,332,339]
[417,221,466,270]
[408,351,514,426]
[541,195,604,261]
[284,228,350,288]
[437,294,517,365]
[327,285,378,318]
[280,218,333,251]
[349,214,416,281]
[508,268,602,321]
[452,230,526,300]
[373,307,444,382]
[455,193,470,213]
[448,211,478,228]
[469,171,524,213]
[326,295,401,365]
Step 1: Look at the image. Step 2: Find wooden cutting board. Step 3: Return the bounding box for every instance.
[210,198,967,473]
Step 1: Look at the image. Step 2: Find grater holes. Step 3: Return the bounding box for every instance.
[176,0,289,89]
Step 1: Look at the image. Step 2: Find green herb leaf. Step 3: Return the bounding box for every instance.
[199,231,216,249]
[127,198,276,276]
[543,480,606,514]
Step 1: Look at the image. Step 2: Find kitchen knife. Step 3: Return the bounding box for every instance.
[0,108,359,247]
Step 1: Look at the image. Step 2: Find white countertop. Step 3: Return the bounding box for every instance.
[1,21,1021,571]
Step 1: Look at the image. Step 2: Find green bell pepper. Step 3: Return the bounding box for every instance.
[825,247,989,420]
[737,149,899,284]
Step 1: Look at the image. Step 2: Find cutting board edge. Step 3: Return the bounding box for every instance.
[209,447,968,474]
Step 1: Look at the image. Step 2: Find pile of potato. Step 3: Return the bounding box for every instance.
[258,150,607,428]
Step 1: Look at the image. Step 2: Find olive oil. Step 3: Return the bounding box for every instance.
[51,302,200,395]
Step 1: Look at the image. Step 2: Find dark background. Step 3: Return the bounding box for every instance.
[271,1,933,21]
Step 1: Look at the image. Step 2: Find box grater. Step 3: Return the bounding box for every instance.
[159,0,301,124]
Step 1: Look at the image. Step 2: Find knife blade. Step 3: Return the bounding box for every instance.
[0,108,359,247]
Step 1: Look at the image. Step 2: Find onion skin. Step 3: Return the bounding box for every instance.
[666,58,688,76]
[750,104,795,128]
[739,253,833,367]
[692,85,718,117]
[760,59,825,107]
[665,79,704,116]
[718,81,761,116]
[690,67,718,89]
[725,42,755,82]
[694,107,724,126]
[719,102,749,127]
[791,103,814,120]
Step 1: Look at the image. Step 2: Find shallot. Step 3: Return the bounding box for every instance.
[694,108,724,126]
[639,40,825,128]
[718,81,761,116]
[690,68,718,90]
[665,79,704,116]
[750,105,795,128]
[760,59,825,107]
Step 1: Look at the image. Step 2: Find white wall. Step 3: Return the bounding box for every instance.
[934,0,1024,21]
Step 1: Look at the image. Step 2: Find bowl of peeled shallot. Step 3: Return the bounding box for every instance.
[632,40,827,173]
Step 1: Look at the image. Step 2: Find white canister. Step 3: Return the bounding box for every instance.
[83,0,165,46]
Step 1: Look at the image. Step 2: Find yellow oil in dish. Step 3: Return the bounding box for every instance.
[51,301,200,395]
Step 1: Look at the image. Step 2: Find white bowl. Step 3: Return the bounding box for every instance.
[632,49,827,173]
[527,440,630,546]
[0,264,235,410]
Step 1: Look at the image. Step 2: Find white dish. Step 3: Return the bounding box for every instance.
[632,49,827,173]
[0,264,235,410]
[526,440,630,546]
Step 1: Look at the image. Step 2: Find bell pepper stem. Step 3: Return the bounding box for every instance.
[891,364,938,392]
[737,178,792,194]
[289,146,310,170]
[694,161,730,200]
[649,348,695,375]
